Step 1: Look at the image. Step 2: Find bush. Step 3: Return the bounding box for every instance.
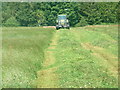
[3,16,20,27]
[75,17,88,27]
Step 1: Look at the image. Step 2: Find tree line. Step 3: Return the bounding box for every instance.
[2,2,119,27]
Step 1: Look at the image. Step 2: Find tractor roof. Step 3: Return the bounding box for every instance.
[58,15,66,16]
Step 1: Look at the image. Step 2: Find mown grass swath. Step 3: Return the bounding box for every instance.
[55,25,118,88]
[2,27,55,88]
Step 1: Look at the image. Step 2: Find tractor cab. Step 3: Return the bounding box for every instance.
[56,15,70,30]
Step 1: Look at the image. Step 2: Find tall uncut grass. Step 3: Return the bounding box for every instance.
[2,27,55,88]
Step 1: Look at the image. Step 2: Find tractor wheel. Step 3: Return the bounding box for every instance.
[56,27,59,30]
[67,27,70,29]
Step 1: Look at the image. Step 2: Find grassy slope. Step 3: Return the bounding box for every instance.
[2,27,55,88]
[55,25,118,88]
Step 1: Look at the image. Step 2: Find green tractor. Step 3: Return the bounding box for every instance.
[56,15,70,30]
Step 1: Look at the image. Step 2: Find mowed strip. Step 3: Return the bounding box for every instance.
[54,26,118,88]
[37,30,60,88]
[71,26,118,77]
[81,43,118,77]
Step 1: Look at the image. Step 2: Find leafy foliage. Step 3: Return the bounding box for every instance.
[2,2,118,27]
[75,17,88,27]
[3,16,20,27]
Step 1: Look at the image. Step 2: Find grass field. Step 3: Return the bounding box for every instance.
[55,25,118,88]
[2,27,55,88]
[2,25,118,88]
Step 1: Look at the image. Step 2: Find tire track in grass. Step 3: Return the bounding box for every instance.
[37,30,59,88]
[81,43,118,77]
[70,29,118,77]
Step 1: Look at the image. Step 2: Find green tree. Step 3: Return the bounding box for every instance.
[15,3,35,26]
[75,17,88,27]
[32,10,45,26]
[2,2,118,27]
[4,16,20,27]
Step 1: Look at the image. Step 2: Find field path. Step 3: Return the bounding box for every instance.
[37,30,59,88]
